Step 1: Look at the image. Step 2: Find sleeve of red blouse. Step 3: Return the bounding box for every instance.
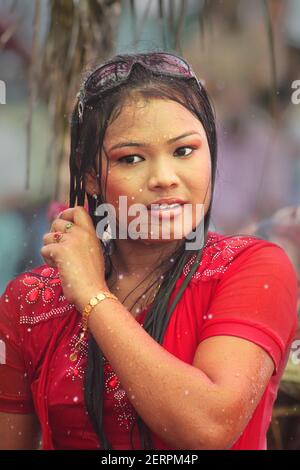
[198,242,298,375]
[0,278,35,413]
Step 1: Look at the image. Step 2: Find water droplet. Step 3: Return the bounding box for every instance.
[27,328,31,332]
[131,395,135,400]
[139,188,143,192]
[264,284,269,289]
[184,390,189,396]
[203,315,207,320]
[118,274,124,280]
[73,396,79,403]
[208,314,213,319]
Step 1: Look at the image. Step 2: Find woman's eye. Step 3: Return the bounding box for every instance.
[174,146,195,157]
[118,155,143,165]
[118,147,195,164]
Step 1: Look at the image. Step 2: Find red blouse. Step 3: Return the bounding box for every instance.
[0,232,297,450]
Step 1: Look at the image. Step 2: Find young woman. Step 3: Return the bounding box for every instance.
[0,52,297,450]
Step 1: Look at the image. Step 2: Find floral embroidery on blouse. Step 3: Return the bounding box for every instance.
[183,235,253,281]
[103,356,136,431]
[22,267,61,304]
[66,329,88,381]
[20,303,74,326]
[67,327,136,431]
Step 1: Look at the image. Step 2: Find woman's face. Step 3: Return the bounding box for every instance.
[91,96,212,245]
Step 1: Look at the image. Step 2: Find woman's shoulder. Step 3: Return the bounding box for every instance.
[183,231,295,284]
[2,264,75,326]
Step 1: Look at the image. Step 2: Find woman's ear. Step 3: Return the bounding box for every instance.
[84,168,100,196]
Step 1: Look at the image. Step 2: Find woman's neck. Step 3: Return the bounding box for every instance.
[108,238,182,278]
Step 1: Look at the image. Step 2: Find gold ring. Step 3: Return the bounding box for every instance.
[65,222,73,232]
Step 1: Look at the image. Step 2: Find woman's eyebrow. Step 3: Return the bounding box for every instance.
[108,131,201,152]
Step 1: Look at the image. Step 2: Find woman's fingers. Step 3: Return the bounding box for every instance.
[58,207,95,233]
[43,231,65,245]
[40,243,57,268]
[50,218,73,233]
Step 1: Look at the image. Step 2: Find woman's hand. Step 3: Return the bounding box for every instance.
[41,206,108,307]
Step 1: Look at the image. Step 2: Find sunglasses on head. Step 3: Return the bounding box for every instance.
[77,52,201,121]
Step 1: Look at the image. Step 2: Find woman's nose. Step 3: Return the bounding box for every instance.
[147,158,180,190]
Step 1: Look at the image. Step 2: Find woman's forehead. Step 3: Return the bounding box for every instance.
[104,97,204,142]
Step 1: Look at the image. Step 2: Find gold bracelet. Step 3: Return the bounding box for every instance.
[82,290,118,331]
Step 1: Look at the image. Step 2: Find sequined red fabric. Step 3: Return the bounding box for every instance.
[0,232,297,449]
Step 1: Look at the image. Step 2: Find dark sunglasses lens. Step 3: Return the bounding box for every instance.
[86,54,193,94]
[142,54,191,76]
[88,62,131,91]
